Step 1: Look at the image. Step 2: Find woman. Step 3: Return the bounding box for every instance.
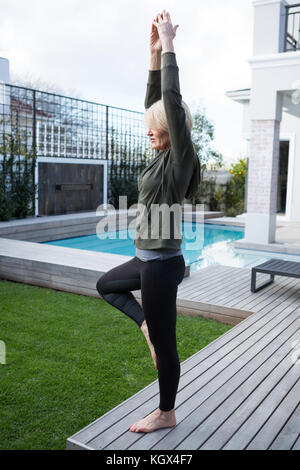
[96,10,200,433]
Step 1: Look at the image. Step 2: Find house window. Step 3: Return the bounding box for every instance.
[285,3,300,51]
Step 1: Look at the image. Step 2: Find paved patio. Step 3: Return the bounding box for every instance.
[202,214,300,256]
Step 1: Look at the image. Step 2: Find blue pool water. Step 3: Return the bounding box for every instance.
[41,222,300,273]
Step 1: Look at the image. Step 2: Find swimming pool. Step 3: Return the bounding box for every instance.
[41,222,300,273]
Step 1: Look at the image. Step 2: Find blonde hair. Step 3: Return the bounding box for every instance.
[144,99,193,136]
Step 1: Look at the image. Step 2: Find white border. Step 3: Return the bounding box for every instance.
[35,156,108,217]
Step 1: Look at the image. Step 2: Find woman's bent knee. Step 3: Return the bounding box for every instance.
[96,276,106,296]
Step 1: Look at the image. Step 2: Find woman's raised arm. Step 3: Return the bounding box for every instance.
[144,15,162,110]
[154,11,193,166]
[145,13,179,110]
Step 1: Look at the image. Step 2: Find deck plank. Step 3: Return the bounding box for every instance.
[232,277,300,310]
[291,434,300,450]
[177,319,300,450]
[177,265,236,296]
[221,354,300,450]
[68,301,284,447]
[232,276,298,310]
[68,305,300,450]
[185,270,251,302]
[247,386,300,450]
[123,311,300,450]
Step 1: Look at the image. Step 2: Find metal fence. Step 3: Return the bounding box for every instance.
[285,3,300,51]
[0,82,153,213]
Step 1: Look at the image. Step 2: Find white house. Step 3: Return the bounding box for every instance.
[226,0,300,248]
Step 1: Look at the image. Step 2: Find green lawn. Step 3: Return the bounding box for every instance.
[0,279,232,450]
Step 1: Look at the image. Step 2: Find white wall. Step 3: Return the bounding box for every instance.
[239,99,300,221]
[248,53,300,120]
[242,101,251,139]
[252,0,288,56]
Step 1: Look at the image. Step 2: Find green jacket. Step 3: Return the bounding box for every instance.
[134,52,201,250]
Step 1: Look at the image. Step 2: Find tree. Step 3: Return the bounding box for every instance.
[191,105,224,181]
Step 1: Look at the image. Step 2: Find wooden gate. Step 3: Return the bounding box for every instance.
[38,161,104,215]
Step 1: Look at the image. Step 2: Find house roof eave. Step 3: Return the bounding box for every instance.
[225,88,251,103]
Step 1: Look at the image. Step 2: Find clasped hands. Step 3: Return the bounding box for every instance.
[150,9,179,54]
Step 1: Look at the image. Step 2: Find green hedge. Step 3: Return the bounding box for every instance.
[0,121,37,221]
[194,158,248,216]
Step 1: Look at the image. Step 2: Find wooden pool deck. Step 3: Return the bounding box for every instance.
[67,292,300,450]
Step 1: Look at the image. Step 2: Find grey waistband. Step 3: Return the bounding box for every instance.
[135,247,183,262]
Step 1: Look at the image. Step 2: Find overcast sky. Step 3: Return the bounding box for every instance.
[0,0,256,166]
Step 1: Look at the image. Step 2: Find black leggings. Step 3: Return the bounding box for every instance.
[96,254,186,412]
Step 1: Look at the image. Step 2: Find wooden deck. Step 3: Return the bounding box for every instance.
[65,256,300,449]
[0,237,300,449]
[67,295,300,450]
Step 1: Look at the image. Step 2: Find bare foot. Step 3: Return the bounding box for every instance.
[128,407,176,433]
[140,320,158,370]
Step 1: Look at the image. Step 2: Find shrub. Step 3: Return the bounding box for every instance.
[223,158,247,216]
[0,121,37,221]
